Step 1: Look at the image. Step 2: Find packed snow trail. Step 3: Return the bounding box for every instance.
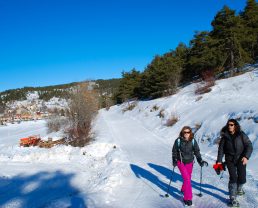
[99,108,258,208]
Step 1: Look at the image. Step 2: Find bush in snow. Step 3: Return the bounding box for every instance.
[67,83,99,147]
[165,114,179,127]
[150,105,159,112]
[47,115,68,133]
[195,82,213,95]
[158,109,165,118]
[122,101,137,113]
[195,70,215,95]
[195,96,202,102]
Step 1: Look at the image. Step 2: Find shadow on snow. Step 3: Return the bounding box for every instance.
[0,170,87,208]
[130,163,228,204]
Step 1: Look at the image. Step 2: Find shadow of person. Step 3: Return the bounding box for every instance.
[148,163,228,203]
[71,196,88,208]
[0,170,87,208]
[130,164,182,200]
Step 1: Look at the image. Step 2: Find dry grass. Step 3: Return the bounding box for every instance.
[158,109,165,118]
[166,114,179,127]
[195,123,202,129]
[195,96,203,102]
[195,70,216,95]
[150,105,159,112]
[122,102,137,113]
[195,81,214,95]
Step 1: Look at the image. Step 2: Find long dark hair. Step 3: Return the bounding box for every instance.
[222,119,241,135]
[179,126,194,140]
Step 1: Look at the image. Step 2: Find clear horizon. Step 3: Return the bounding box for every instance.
[0,0,247,92]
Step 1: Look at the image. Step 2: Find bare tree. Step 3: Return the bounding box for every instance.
[67,83,99,147]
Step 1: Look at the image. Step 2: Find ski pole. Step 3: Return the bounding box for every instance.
[220,170,224,179]
[197,166,203,197]
[165,167,175,197]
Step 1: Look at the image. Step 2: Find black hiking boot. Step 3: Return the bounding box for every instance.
[237,189,245,196]
[227,198,240,207]
[237,184,245,196]
[183,200,192,207]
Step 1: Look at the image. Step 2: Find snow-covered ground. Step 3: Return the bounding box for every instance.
[0,67,258,207]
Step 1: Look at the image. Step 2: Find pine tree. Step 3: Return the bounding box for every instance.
[115,69,141,103]
[186,31,221,79]
[138,44,187,99]
[211,6,250,69]
[241,0,258,61]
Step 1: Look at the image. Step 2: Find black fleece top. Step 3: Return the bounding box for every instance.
[172,137,203,165]
[217,130,253,163]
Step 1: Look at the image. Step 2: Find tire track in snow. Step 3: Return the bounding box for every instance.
[100,110,187,207]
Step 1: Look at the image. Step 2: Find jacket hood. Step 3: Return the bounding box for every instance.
[220,126,241,139]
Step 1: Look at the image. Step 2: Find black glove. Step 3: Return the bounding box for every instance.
[173,160,177,167]
[200,160,208,167]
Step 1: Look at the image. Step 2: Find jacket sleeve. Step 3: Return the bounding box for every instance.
[242,132,253,159]
[172,140,178,163]
[193,139,202,164]
[217,136,225,163]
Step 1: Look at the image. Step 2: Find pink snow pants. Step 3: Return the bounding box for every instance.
[177,161,193,200]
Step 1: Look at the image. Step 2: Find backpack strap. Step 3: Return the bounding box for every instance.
[177,138,195,150]
[177,138,181,149]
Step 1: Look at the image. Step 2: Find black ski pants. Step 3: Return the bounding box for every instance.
[226,157,246,184]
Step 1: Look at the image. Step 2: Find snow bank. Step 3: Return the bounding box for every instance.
[113,69,258,177]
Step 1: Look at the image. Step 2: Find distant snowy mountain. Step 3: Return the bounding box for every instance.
[0,65,258,208]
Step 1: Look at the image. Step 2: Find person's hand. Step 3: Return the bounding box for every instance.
[242,157,248,165]
[200,160,208,167]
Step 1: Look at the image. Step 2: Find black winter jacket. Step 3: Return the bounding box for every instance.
[172,137,203,165]
[217,130,253,164]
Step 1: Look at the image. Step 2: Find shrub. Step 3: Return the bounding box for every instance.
[47,115,68,133]
[195,96,203,102]
[158,109,165,118]
[195,82,213,94]
[150,105,159,112]
[122,102,137,113]
[195,123,202,132]
[195,70,215,95]
[67,83,99,147]
[166,114,179,127]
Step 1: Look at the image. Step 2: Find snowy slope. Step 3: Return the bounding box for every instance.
[0,67,258,208]
[94,68,258,208]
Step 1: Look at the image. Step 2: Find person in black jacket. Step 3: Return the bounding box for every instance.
[172,126,208,207]
[217,119,253,207]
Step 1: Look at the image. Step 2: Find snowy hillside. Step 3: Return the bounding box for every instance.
[0,67,258,208]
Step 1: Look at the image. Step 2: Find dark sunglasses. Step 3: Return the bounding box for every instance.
[228,124,235,127]
[183,131,191,134]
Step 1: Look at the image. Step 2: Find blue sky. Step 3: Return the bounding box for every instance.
[0,0,247,91]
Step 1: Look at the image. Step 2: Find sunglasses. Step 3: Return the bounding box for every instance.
[183,131,191,134]
[228,124,235,127]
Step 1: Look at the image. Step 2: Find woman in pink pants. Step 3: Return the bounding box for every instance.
[172,126,208,207]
